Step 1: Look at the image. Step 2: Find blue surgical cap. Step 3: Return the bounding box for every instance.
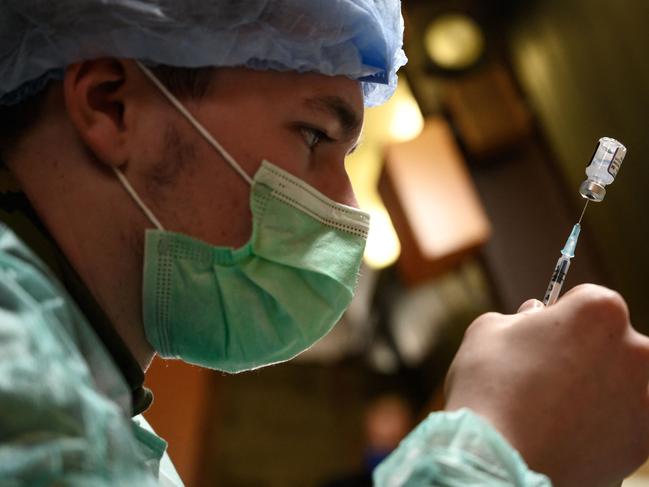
[0,0,406,107]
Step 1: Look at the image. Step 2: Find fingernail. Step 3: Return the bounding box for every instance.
[518,299,545,313]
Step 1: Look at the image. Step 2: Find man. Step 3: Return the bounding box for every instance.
[1,1,648,486]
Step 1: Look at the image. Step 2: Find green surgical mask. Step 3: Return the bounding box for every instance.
[113,63,369,372]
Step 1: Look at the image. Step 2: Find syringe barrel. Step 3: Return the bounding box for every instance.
[543,256,571,305]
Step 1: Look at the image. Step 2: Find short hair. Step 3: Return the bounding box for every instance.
[0,65,215,161]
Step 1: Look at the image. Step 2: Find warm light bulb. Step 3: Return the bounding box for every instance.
[364,205,401,269]
[389,98,424,142]
[346,78,425,271]
[425,14,485,70]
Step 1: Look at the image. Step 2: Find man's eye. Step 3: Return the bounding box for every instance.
[300,127,331,149]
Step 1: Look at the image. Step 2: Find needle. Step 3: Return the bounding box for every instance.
[543,200,589,306]
[578,199,590,224]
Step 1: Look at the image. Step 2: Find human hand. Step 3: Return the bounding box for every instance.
[444,284,649,487]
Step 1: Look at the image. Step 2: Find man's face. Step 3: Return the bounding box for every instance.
[134,67,364,249]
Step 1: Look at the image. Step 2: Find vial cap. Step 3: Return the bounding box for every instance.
[579,180,606,202]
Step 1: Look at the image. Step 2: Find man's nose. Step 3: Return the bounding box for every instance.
[315,163,359,208]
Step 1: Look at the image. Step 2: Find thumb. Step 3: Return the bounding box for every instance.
[517,298,545,314]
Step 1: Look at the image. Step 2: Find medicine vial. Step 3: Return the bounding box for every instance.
[579,137,626,202]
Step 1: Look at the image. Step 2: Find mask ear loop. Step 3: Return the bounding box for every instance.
[113,168,165,231]
[134,61,254,186]
[114,61,254,231]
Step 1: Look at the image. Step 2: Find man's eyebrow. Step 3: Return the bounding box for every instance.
[304,95,362,141]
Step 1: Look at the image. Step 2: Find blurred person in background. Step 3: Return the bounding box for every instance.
[1,1,649,486]
[322,394,414,487]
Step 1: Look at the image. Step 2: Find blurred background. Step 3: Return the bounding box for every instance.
[145,0,649,485]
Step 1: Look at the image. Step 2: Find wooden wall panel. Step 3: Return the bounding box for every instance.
[144,358,214,486]
[381,116,491,284]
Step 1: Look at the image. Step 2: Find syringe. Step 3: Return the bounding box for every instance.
[542,136,626,306]
[542,205,586,306]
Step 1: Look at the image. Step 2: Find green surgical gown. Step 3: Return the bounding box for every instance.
[374,409,552,486]
[0,224,183,486]
[0,218,549,486]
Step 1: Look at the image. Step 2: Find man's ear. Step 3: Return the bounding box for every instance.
[63,59,133,169]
